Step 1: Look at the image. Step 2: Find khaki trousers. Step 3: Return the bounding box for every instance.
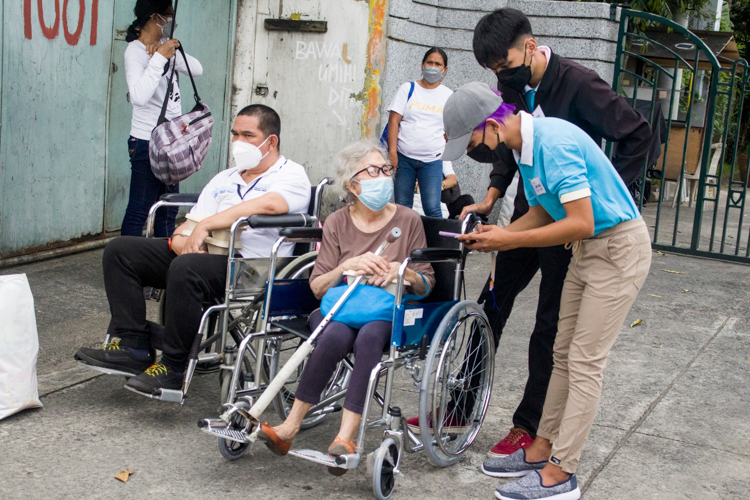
[536,217,651,474]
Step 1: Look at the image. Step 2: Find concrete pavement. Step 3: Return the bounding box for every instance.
[1,247,749,499]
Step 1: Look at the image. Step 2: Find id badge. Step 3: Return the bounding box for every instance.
[530,177,546,196]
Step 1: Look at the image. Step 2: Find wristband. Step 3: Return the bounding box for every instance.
[168,237,172,252]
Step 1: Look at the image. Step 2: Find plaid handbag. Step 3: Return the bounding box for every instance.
[149,45,213,185]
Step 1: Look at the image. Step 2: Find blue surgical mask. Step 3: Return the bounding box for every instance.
[355,177,393,211]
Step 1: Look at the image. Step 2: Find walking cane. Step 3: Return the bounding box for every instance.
[246,227,402,424]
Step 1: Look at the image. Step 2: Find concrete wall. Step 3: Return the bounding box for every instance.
[380,0,622,209]
[229,0,387,213]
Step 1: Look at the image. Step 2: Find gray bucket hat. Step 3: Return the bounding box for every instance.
[441,82,505,161]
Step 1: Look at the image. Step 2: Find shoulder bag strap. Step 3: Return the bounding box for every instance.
[156,59,177,126]
[176,45,201,105]
[402,81,415,114]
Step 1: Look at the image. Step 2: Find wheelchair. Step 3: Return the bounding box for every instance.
[198,213,495,499]
[82,177,334,407]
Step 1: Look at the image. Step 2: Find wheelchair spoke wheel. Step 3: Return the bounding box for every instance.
[275,251,318,280]
[419,301,494,467]
[220,344,256,404]
[217,402,252,461]
[371,438,399,500]
[267,336,349,430]
[267,251,348,429]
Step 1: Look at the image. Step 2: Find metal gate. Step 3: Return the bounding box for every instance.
[611,8,750,263]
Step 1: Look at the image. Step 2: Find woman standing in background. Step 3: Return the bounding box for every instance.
[387,47,452,218]
[122,0,203,237]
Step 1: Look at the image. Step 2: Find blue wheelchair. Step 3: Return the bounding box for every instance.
[199,213,495,499]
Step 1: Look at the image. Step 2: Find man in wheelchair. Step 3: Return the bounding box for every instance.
[75,104,311,394]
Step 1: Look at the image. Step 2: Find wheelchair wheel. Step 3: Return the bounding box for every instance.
[419,300,494,468]
[267,335,350,430]
[276,250,318,279]
[219,345,256,404]
[217,401,252,461]
[267,251,340,430]
[371,438,399,500]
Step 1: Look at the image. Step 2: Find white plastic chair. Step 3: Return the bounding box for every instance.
[675,143,723,207]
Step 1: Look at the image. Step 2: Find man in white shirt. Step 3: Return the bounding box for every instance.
[75,105,311,394]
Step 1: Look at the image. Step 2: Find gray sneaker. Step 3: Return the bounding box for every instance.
[482,449,547,478]
[495,471,580,500]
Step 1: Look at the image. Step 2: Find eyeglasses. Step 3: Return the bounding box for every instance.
[352,164,395,179]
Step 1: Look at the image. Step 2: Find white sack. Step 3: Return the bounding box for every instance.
[0,274,42,420]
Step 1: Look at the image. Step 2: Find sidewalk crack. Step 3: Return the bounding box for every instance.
[581,308,739,494]
[631,430,750,459]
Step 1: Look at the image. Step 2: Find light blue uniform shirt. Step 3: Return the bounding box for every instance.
[513,113,640,235]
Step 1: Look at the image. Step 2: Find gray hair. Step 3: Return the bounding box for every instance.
[333,141,388,203]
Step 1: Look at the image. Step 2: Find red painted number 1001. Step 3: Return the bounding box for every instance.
[24,0,100,46]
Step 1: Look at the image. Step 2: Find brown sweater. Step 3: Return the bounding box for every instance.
[310,205,435,295]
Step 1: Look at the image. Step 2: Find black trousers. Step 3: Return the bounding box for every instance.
[102,236,228,371]
[451,244,571,437]
[446,194,475,220]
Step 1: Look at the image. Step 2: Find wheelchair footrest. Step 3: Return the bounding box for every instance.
[77,361,134,378]
[289,449,360,469]
[124,385,184,403]
[199,420,250,444]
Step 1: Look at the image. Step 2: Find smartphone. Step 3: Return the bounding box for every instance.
[439,231,461,238]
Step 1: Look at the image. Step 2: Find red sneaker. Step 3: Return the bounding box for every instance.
[487,427,534,457]
[405,410,469,435]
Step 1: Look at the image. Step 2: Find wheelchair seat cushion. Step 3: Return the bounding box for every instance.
[270,317,312,340]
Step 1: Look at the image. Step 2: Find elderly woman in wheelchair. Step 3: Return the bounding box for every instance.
[255,141,435,469]
[200,141,495,499]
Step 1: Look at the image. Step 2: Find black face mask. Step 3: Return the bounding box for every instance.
[495,47,532,94]
[467,128,501,163]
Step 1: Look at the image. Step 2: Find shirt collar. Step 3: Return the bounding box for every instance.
[228,156,287,186]
[524,45,552,94]
[511,112,534,167]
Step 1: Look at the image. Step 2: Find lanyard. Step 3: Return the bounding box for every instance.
[237,177,262,200]
[236,160,287,200]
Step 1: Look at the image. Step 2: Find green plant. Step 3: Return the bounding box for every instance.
[568,0,712,22]
[732,0,750,60]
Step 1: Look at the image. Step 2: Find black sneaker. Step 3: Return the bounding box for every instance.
[75,341,154,376]
[125,363,184,395]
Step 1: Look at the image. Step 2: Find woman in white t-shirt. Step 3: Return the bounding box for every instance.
[387,47,452,218]
[121,0,203,238]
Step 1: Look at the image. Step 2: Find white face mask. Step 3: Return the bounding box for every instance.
[232,136,271,172]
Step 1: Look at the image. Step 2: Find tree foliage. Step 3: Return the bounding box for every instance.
[570,0,712,21]
[731,0,750,60]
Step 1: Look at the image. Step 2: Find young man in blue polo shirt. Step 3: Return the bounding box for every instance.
[442,82,652,500]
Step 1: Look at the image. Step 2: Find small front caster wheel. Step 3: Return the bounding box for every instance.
[217,401,251,461]
[372,438,399,500]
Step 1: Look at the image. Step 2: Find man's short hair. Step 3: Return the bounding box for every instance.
[473,8,533,69]
[237,104,282,148]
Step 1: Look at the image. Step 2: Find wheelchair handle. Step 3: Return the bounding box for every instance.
[247,227,401,424]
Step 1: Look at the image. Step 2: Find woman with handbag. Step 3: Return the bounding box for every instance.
[386,47,453,218]
[122,0,203,237]
[256,141,435,471]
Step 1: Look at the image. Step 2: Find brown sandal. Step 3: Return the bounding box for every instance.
[256,422,293,456]
[327,436,356,476]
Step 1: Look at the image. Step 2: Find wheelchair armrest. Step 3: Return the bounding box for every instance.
[279,227,323,242]
[410,248,462,263]
[159,193,200,203]
[248,213,316,229]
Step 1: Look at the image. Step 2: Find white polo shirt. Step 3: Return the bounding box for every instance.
[190,156,311,257]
